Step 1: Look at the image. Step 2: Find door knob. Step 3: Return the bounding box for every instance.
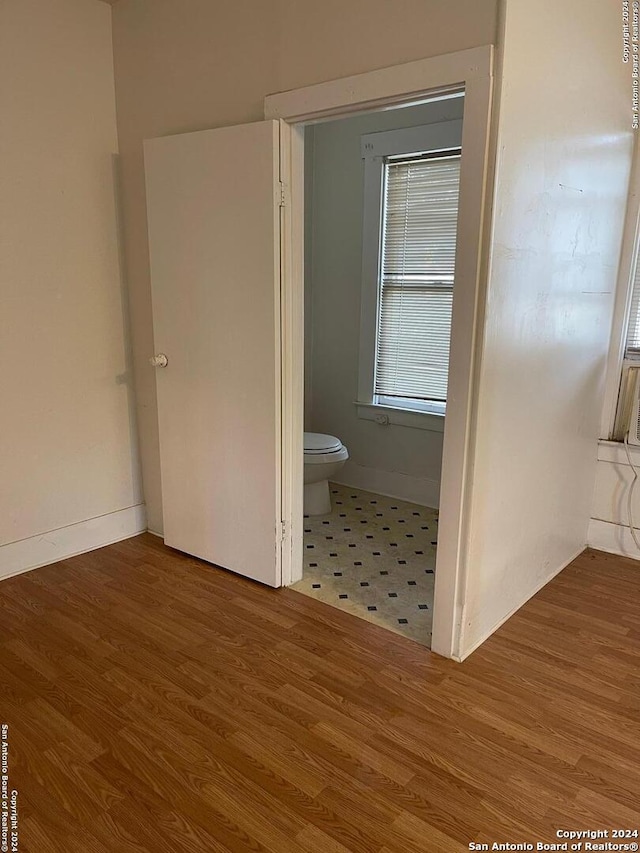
[150,353,168,368]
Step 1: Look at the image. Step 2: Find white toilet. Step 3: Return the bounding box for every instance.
[303,432,349,515]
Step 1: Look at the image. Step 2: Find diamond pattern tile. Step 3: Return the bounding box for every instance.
[292,484,438,646]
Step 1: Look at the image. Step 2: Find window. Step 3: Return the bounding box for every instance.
[356,119,463,431]
[625,254,640,358]
[376,153,460,410]
[604,173,640,441]
[611,226,640,441]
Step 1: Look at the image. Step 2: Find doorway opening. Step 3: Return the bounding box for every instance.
[267,47,494,660]
[288,97,464,648]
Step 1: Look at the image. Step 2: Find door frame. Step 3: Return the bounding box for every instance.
[265,46,495,660]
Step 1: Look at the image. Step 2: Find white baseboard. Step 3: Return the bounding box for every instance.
[587,517,640,561]
[332,461,440,508]
[0,504,147,582]
[456,544,587,662]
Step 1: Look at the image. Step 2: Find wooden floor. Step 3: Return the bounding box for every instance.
[0,537,638,852]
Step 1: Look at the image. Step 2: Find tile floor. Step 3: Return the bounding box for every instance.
[292,483,438,646]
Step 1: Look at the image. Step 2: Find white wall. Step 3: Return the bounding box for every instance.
[458,0,633,656]
[0,0,144,578]
[111,0,499,534]
[306,100,464,507]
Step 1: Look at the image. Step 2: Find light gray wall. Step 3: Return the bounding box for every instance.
[305,99,464,506]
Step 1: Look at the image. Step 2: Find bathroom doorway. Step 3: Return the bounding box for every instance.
[287,97,464,649]
[265,48,493,659]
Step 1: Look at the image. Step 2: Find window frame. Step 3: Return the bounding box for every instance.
[356,119,463,432]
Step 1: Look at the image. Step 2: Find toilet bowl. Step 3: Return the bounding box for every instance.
[304,432,349,516]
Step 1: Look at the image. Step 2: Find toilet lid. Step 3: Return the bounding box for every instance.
[304,432,342,454]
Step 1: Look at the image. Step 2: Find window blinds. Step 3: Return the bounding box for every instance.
[375,153,461,403]
[626,249,640,354]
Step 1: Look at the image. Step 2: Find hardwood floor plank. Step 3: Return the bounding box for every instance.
[310,722,415,786]
[19,816,69,853]
[294,824,356,853]
[227,729,329,798]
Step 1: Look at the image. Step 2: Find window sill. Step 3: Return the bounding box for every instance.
[355,402,445,433]
[597,438,640,465]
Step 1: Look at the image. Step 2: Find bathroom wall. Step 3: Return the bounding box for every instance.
[305,99,464,507]
[0,0,144,579]
[110,0,499,534]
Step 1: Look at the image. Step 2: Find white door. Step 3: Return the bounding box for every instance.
[144,121,283,586]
